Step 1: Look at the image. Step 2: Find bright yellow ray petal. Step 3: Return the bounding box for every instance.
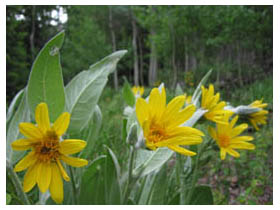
[163,95,186,122]
[49,162,63,204]
[60,155,88,167]
[37,162,52,193]
[208,126,217,140]
[19,122,43,139]
[148,88,163,120]
[154,135,203,147]
[35,103,51,133]
[166,104,195,128]
[23,161,39,192]
[220,148,226,160]
[56,159,70,181]
[59,139,87,155]
[230,142,255,150]
[231,136,254,142]
[11,139,38,151]
[168,145,196,156]
[230,124,248,138]
[136,97,149,126]
[226,148,240,158]
[14,151,36,172]
[52,112,70,137]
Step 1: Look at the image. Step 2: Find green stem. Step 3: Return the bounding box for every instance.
[6,160,30,205]
[123,146,135,204]
[69,167,78,205]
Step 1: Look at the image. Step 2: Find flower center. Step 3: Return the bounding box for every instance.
[34,130,60,162]
[148,124,167,143]
[219,134,230,148]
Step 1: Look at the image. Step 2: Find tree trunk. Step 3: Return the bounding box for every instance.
[30,5,36,61]
[138,33,144,86]
[131,8,139,86]
[170,23,177,90]
[108,6,118,90]
[184,37,189,73]
[148,27,157,86]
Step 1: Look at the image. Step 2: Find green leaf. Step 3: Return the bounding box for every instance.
[192,69,212,106]
[138,173,157,204]
[122,77,135,107]
[6,89,24,124]
[27,31,65,122]
[65,50,127,134]
[79,105,102,159]
[133,148,174,177]
[6,89,31,164]
[149,165,168,204]
[175,83,184,96]
[6,193,12,205]
[79,156,107,204]
[79,147,122,204]
[190,185,214,205]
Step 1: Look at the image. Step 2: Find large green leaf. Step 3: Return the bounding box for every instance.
[190,185,214,205]
[79,156,107,204]
[65,50,127,134]
[6,89,31,164]
[79,146,122,204]
[6,89,24,126]
[27,31,65,122]
[192,69,212,106]
[79,105,102,159]
[133,148,174,177]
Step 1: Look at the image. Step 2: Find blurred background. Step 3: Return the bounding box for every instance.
[6,5,272,104]
[6,5,273,204]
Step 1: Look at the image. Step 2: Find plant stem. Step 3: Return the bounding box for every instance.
[6,160,30,205]
[69,167,78,205]
[123,146,135,204]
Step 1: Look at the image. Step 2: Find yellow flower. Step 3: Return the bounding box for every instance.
[132,86,144,96]
[11,103,88,204]
[186,95,192,104]
[135,87,204,156]
[208,113,255,160]
[248,99,268,130]
[201,84,233,124]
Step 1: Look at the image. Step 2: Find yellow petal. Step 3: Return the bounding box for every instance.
[166,104,195,128]
[35,103,51,133]
[155,135,203,147]
[56,159,70,181]
[37,162,52,193]
[208,126,217,140]
[164,96,186,121]
[52,112,70,137]
[61,155,88,167]
[23,162,39,192]
[168,145,196,156]
[231,136,254,142]
[231,124,248,138]
[230,142,255,150]
[11,139,38,151]
[59,139,87,155]
[14,151,37,172]
[136,97,149,126]
[19,122,43,139]
[220,148,226,160]
[226,148,240,158]
[49,163,63,204]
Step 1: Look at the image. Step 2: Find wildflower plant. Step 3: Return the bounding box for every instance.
[7,31,270,205]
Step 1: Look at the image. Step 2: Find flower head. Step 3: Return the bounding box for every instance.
[201,84,233,124]
[136,87,204,156]
[248,99,268,130]
[11,103,88,204]
[132,86,144,97]
[208,113,255,160]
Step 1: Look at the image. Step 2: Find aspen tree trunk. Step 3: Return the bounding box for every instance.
[148,27,157,86]
[131,8,139,86]
[138,34,144,86]
[170,24,177,90]
[30,5,36,61]
[109,6,118,90]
